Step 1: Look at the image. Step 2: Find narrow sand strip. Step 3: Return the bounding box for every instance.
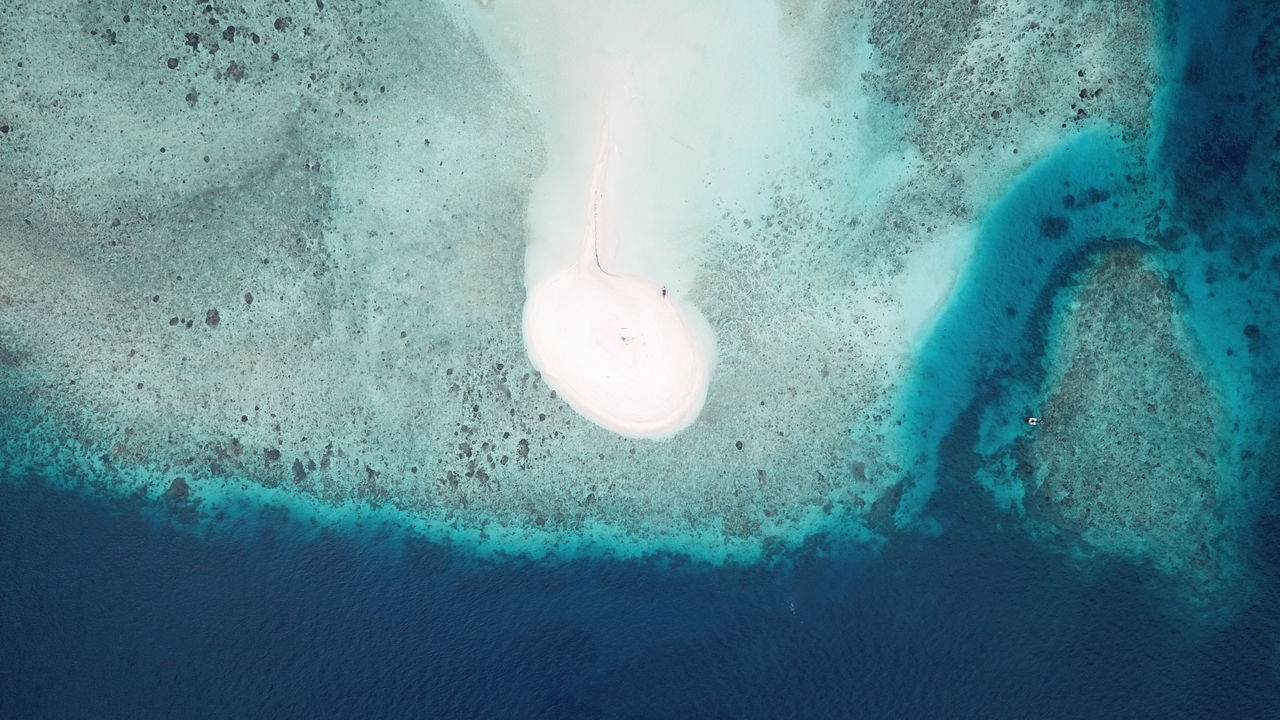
[523,128,711,438]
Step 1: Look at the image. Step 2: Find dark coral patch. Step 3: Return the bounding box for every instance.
[1038,215,1070,239]
[163,477,190,503]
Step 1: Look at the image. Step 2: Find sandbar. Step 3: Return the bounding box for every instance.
[522,130,711,438]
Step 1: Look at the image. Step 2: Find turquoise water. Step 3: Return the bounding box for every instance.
[895,127,1144,521]
[2,0,1279,715]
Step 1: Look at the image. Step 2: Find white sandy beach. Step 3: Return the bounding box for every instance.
[523,131,711,438]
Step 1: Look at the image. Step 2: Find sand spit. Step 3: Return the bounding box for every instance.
[522,131,711,438]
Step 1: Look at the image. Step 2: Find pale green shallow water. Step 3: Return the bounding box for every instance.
[1,0,1275,604]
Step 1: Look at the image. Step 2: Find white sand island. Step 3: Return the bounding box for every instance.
[523,130,711,438]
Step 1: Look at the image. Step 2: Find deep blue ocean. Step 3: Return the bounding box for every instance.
[4,474,1279,718]
[3,1,1279,717]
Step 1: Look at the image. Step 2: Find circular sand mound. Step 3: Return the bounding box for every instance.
[523,132,711,438]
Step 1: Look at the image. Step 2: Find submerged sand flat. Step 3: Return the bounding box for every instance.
[7,0,1261,576]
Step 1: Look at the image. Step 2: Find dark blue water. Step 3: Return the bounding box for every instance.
[4,1,1279,717]
[3,477,1279,719]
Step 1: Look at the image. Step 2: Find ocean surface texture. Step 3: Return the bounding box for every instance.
[2,0,1278,717]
